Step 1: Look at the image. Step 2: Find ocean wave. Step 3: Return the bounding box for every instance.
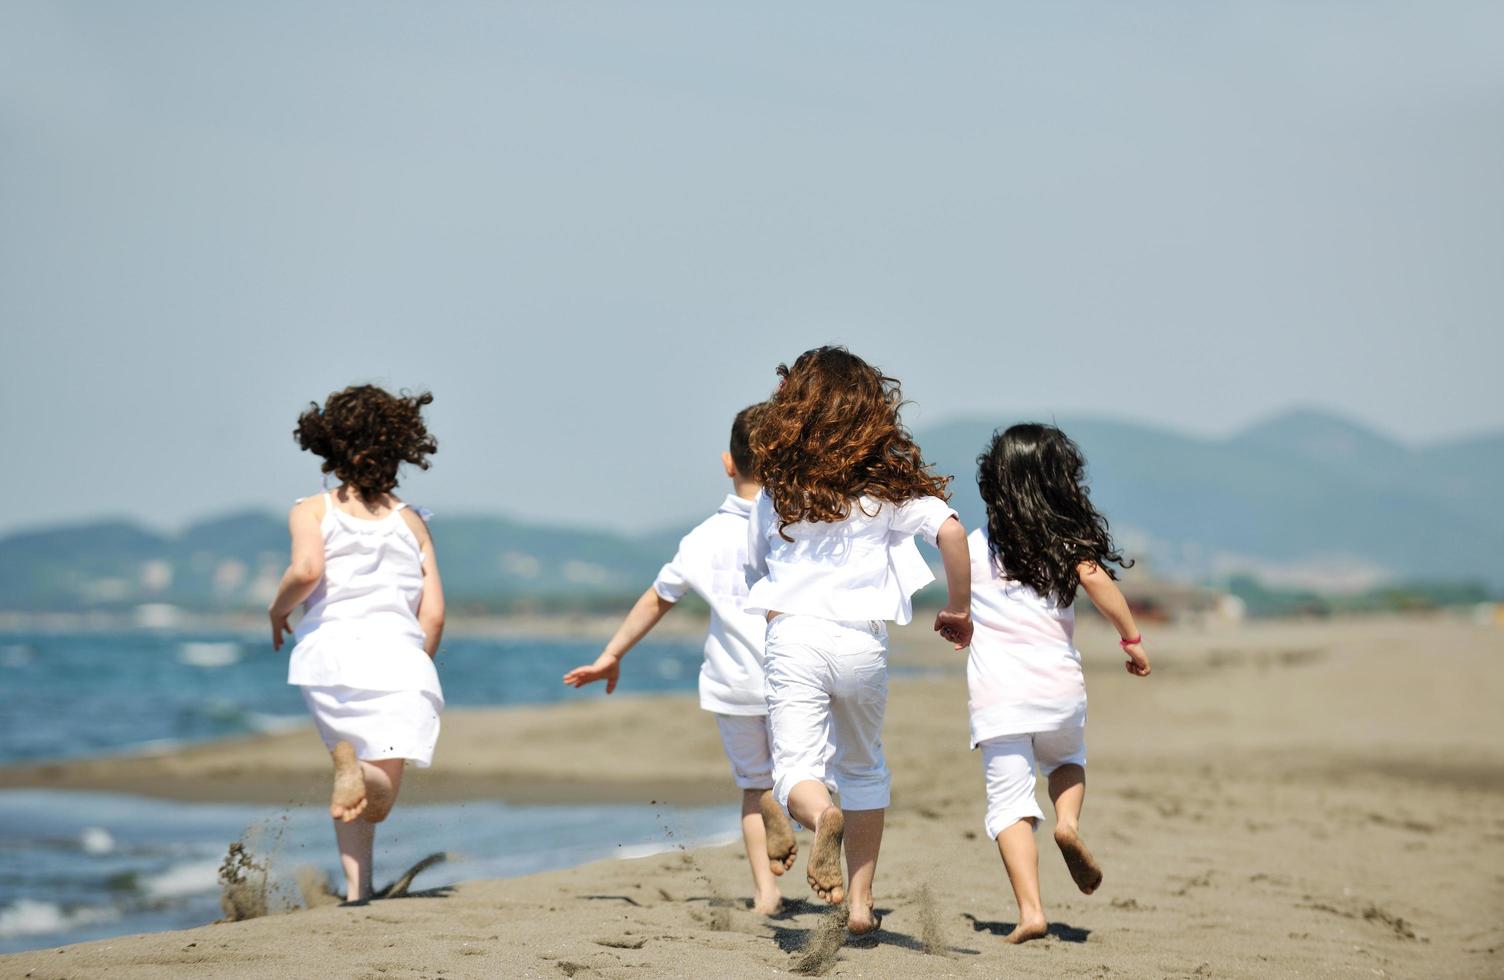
[615,830,741,861]
[177,641,242,668]
[79,827,115,856]
[141,860,222,899]
[0,899,120,938]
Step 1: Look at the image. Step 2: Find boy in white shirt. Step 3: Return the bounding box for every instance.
[563,403,797,915]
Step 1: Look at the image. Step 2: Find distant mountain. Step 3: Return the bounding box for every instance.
[2,408,1498,613]
[0,511,672,613]
[916,409,1502,591]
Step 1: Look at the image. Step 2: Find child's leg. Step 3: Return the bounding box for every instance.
[360,758,406,823]
[826,622,890,933]
[980,735,1049,943]
[759,790,798,876]
[716,714,797,884]
[330,757,405,902]
[1038,728,1100,894]
[842,808,884,933]
[1048,764,1101,894]
[764,618,843,906]
[330,741,368,822]
[739,789,783,914]
[995,819,1047,943]
[334,817,375,902]
[787,779,844,906]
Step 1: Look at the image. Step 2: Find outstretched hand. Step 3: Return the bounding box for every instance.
[1123,641,1151,677]
[563,655,621,694]
[933,607,973,650]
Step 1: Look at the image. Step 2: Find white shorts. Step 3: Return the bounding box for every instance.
[764,615,890,812]
[978,727,1087,839]
[300,686,442,768]
[715,714,775,790]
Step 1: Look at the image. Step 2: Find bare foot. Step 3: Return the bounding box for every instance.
[760,793,798,876]
[848,901,882,935]
[752,886,783,916]
[330,742,368,823]
[806,807,845,905]
[1004,913,1048,944]
[1054,825,1102,894]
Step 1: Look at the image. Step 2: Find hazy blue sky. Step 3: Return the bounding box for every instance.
[3,1,1501,534]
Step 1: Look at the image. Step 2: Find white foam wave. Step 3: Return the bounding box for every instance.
[142,860,221,898]
[615,830,741,861]
[177,642,241,668]
[79,827,115,856]
[0,899,119,938]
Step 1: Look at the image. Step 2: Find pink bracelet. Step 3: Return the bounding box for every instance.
[1119,635,1143,648]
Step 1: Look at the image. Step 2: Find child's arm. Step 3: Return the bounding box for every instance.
[932,515,974,649]
[1076,561,1151,676]
[402,510,445,658]
[562,586,676,694]
[269,500,325,651]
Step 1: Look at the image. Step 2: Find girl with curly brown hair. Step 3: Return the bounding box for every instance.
[744,346,974,935]
[268,384,445,904]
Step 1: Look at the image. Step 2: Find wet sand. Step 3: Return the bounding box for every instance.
[3,615,1502,978]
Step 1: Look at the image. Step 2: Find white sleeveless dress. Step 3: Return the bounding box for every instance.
[288,493,444,767]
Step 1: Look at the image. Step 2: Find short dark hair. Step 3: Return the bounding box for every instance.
[729,402,767,478]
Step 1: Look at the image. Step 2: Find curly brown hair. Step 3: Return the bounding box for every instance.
[294,385,437,501]
[751,346,949,538]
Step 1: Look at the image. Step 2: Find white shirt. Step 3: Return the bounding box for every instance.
[652,494,769,716]
[966,527,1085,746]
[744,491,956,626]
[288,496,442,700]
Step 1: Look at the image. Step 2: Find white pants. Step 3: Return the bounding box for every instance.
[979,727,1087,839]
[715,714,775,790]
[764,614,890,812]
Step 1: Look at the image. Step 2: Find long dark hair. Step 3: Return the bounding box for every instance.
[751,346,949,538]
[976,423,1130,606]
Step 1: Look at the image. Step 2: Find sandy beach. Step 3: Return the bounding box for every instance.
[3,615,1502,979]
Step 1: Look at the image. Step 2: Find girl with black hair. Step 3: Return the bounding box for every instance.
[967,423,1150,944]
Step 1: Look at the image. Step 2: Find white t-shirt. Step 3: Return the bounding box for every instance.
[652,494,769,716]
[744,491,956,626]
[966,527,1086,747]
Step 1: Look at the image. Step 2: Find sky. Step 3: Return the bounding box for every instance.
[2,1,1501,535]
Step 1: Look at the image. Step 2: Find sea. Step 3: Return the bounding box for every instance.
[0,629,739,955]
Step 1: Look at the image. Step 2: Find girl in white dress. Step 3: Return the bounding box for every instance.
[745,346,974,935]
[268,385,445,903]
[968,423,1150,943]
